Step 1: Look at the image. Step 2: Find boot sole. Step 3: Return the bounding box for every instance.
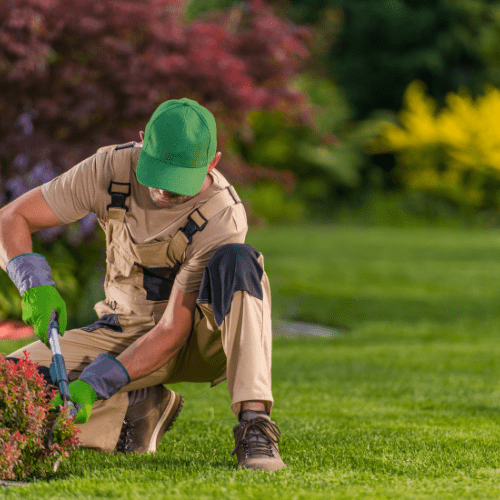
[148,390,184,453]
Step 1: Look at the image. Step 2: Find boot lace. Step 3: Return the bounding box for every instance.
[115,418,135,454]
[231,416,282,459]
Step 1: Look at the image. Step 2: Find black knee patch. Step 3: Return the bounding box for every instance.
[197,243,264,327]
[4,356,54,386]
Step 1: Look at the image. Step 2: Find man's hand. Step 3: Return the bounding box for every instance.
[5,251,67,347]
[22,285,67,346]
[52,380,98,424]
[52,352,130,424]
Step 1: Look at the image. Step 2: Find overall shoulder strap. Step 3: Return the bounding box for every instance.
[106,142,135,222]
[167,185,242,265]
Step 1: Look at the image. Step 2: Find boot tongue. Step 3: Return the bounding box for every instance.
[240,410,269,423]
[239,410,274,457]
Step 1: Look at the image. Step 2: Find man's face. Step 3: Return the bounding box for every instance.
[148,187,193,209]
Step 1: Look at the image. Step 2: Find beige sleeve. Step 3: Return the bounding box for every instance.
[173,202,248,293]
[40,152,109,224]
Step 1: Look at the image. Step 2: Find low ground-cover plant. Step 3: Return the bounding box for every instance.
[0,351,81,481]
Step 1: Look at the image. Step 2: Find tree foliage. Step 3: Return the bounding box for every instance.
[281,0,498,121]
[0,0,314,229]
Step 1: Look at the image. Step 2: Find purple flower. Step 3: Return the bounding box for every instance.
[27,161,56,188]
[13,154,29,171]
[5,176,28,199]
[80,213,97,235]
[17,113,33,136]
[38,226,65,242]
[67,226,83,246]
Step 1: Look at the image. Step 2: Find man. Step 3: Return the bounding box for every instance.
[0,98,285,471]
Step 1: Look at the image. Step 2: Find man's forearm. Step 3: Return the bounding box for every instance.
[116,324,190,382]
[0,211,33,271]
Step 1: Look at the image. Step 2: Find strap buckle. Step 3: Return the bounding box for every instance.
[107,181,131,212]
[189,208,208,229]
[226,185,240,204]
[182,209,208,244]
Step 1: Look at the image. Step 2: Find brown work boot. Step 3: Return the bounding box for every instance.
[231,410,286,471]
[114,385,184,454]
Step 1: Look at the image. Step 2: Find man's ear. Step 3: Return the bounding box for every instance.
[208,152,222,172]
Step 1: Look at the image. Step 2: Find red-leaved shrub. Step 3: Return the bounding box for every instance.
[0,0,314,216]
[0,351,81,480]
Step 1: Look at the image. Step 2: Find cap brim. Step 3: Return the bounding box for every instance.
[136,148,207,196]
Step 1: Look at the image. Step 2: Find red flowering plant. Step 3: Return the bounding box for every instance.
[0,351,81,481]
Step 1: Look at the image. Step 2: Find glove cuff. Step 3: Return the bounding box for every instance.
[6,253,55,296]
[79,353,131,400]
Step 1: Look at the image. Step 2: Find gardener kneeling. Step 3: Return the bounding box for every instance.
[0,98,285,471]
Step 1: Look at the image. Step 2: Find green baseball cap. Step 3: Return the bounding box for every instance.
[136,98,217,196]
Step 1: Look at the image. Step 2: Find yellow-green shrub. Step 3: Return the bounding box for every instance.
[371,80,500,210]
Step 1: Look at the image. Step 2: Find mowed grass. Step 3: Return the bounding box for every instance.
[3,224,500,498]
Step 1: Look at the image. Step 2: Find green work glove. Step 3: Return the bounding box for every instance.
[22,285,67,346]
[6,253,67,346]
[52,353,130,424]
[52,380,98,424]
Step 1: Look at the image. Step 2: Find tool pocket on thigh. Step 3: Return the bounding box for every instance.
[81,314,123,333]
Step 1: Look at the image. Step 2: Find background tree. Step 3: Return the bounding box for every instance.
[279,0,497,119]
[0,0,314,216]
[186,0,500,218]
[253,0,500,213]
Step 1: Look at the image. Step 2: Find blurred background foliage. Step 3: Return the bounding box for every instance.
[3,0,500,326]
[371,81,500,224]
[227,0,500,227]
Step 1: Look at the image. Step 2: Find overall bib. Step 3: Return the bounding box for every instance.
[9,143,274,452]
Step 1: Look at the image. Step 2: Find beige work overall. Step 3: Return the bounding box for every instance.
[9,146,274,452]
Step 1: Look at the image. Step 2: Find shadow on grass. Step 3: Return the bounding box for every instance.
[57,447,238,477]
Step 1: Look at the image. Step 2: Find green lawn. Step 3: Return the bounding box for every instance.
[3,224,500,499]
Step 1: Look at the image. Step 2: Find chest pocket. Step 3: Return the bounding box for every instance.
[108,245,135,281]
[135,263,180,301]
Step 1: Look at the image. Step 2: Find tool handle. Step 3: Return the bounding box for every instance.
[48,317,72,402]
[48,313,82,419]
